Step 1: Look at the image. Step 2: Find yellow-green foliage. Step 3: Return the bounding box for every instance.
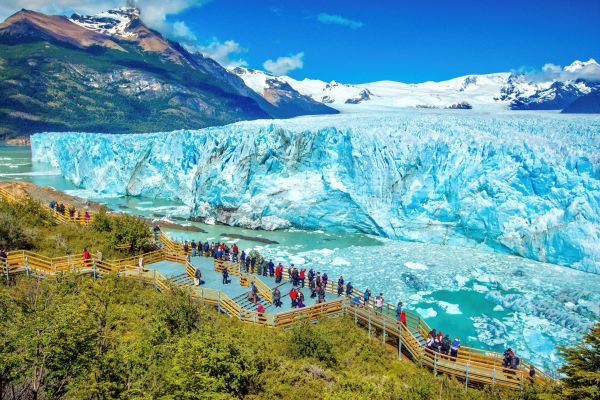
[0,198,149,258]
[0,275,557,400]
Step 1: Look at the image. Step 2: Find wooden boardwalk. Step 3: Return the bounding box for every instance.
[0,186,552,390]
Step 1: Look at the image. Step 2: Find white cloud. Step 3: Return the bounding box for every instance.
[524,59,600,82]
[317,13,364,29]
[0,0,206,41]
[188,39,248,68]
[263,52,304,76]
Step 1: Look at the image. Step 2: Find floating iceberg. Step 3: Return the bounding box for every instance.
[31,110,600,272]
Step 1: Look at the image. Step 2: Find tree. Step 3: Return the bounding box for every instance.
[558,322,600,400]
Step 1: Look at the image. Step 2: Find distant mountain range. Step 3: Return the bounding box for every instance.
[231,59,600,113]
[0,7,598,141]
[0,7,337,140]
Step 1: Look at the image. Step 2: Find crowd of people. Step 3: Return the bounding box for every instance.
[425,329,462,359]
[48,200,90,222]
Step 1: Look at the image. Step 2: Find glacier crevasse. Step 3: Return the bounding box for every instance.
[31,111,600,273]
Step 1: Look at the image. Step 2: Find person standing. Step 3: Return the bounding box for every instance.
[396,301,403,321]
[257,303,265,323]
[450,337,461,359]
[299,268,306,287]
[289,287,298,308]
[82,248,91,268]
[222,266,229,285]
[191,240,197,257]
[194,267,202,286]
[346,281,353,297]
[273,287,282,307]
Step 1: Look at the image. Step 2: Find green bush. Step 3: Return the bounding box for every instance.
[288,322,337,367]
[558,322,600,400]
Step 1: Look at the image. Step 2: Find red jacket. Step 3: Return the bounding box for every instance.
[232,244,238,254]
[257,304,264,313]
[83,250,91,260]
[299,269,305,279]
[400,312,407,324]
[275,266,282,276]
[289,289,297,300]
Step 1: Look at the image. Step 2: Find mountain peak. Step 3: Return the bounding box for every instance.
[69,7,140,39]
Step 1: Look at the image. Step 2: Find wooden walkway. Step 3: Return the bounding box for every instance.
[0,186,552,391]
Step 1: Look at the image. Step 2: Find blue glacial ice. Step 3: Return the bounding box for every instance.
[31,110,600,273]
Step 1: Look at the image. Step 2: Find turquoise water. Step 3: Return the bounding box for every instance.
[1,145,598,374]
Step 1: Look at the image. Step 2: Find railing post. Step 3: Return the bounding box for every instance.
[4,258,8,281]
[465,362,470,389]
[153,270,157,288]
[383,317,387,345]
[368,310,372,338]
[398,334,402,360]
[25,256,30,277]
[92,261,96,279]
[492,367,496,384]
[434,352,438,375]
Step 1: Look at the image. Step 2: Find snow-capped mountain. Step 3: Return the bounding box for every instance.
[233,60,600,113]
[69,7,139,39]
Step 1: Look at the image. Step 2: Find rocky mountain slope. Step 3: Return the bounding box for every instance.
[0,8,336,140]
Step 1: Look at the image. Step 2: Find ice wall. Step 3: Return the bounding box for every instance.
[31,111,600,273]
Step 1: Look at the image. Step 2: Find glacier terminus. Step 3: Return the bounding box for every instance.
[31,110,600,274]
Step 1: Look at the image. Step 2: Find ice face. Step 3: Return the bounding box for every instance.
[31,110,600,273]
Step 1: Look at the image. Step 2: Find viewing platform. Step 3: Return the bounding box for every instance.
[0,186,553,391]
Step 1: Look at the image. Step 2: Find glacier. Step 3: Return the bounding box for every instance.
[31,110,600,273]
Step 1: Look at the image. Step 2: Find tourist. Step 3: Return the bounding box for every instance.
[337,277,344,296]
[95,250,103,262]
[190,240,197,257]
[308,268,315,285]
[194,267,202,286]
[74,209,79,221]
[273,287,282,308]
[375,294,384,313]
[297,289,305,308]
[510,354,520,371]
[400,311,407,327]
[268,259,275,277]
[0,248,8,266]
[257,303,265,322]
[250,257,256,274]
[240,250,246,266]
[441,334,451,356]
[529,365,536,382]
[315,272,322,287]
[299,268,306,287]
[322,273,329,290]
[289,264,295,283]
[363,288,371,306]
[346,281,353,297]
[262,259,269,277]
[85,211,91,224]
[222,266,229,285]
[250,282,258,304]
[203,241,210,256]
[183,241,189,254]
[292,267,299,286]
[68,207,75,218]
[289,287,298,308]
[450,337,461,359]
[138,255,145,271]
[82,248,91,268]
[245,256,251,273]
[275,263,283,283]
[317,286,326,303]
[232,243,239,262]
[396,301,403,321]
[49,200,56,209]
[351,295,362,307]
[437,331,443,344]
[309,277,317,298]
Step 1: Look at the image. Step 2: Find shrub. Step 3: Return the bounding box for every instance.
[558,322,600,400]
[287,322,337,367]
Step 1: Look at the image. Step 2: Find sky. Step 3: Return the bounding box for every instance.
[1,0,599,83]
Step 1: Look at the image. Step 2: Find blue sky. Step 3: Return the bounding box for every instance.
[2,0,599,83]
[174,0,600,82]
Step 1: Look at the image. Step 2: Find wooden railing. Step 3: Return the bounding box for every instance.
[0,185,551,390]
